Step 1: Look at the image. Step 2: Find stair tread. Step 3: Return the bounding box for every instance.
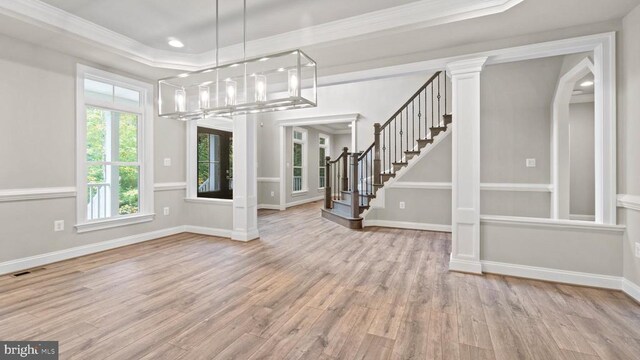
[392,161,408,165]
[405,150,420,154]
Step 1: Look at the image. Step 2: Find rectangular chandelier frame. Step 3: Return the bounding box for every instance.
[159,50,317,120]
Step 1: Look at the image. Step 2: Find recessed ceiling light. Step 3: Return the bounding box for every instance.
[258,57,270,62]
[581,81,594,87]
[177,73,189,78]
[168,39,184,48]
[277,68,285,72]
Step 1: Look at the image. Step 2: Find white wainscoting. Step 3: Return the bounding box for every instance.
[388,182,553,192]
[481,261,623,289]
[0,187,76,202]
[363,219,451,232]
[285,195,324,209]
[154,182,187,191]
[257,177,281,183]
[0,225,233,276]
[618,194,640,212]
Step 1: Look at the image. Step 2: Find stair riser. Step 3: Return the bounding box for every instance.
[332,201,352,215]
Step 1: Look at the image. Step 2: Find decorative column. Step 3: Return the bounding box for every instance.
[446,57,488,274]
[232,114,259,241]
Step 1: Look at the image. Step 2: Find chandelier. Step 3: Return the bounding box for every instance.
[158,0,317,120]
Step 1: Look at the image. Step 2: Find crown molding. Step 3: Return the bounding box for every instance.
[0,0,524,71]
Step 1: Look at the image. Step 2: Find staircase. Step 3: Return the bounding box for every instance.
[321,71,451,229]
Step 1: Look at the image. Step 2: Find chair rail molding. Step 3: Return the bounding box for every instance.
[387,182,553,192]
[154,182,187,192]
[0,187,76,202]
[617,194,640,212]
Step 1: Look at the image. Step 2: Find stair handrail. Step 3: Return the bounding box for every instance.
[380,71,442,130]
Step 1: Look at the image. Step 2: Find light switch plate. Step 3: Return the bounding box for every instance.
[399,201,406,209]
[271,191,275,197]
[526,158,536,168]
[163,158,171,167]
[163,207,170,216]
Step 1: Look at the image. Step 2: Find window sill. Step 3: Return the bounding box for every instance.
[291,190,309,197]
[184,197,233,205]
[75,213,155,234]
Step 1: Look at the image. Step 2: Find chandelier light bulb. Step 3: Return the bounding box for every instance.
[225,80,237,106]
[174,88,186,112]
[199,86,210,109]
[255,75,267,102]
[288,69,299,97]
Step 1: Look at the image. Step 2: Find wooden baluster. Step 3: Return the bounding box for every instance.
[325,156,332,209]
[341,147,349,192]
[351,153,360,218]
[373,123,381,187]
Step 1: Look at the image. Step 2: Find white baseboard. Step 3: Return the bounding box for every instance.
[0,225,238,276]
[183,225,233,238]
[449,257,483,274]
[0,226,184,276]
[285,195,324,209]
[622,279,640,303]
[258,204,284,210]
[481,260,622,290]
[363,219,451,233]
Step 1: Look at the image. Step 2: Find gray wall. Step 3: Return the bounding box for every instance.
[569,102,595,218]
[481,222,623,276]
[366,134,452,226]
[0,33,229,264]
[480,56,563,218]
[619,4,640,287]
[331,133,352,158]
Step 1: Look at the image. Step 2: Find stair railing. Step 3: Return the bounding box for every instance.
[323,71,450,219]
[357,71,449,214]
[324,147,350,209]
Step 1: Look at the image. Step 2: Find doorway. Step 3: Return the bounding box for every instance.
[197,127,233,199]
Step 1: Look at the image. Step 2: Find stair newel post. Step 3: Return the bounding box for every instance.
[350,153,360,219]
[373,123,382,187]
[341,147,349,192]
[325,156,332,209]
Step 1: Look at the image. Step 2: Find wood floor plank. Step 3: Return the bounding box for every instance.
[0,201,637,359]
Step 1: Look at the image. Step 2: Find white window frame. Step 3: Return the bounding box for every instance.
[292,127,308,193]
[75,65,154,233]
[318,134,330,189]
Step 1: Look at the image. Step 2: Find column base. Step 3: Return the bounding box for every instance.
[231,228,260,242]
[449,255,483,274]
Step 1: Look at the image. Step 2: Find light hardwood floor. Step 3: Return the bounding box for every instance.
[1,201,640,359]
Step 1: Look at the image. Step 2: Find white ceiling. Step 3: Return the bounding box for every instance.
[0,0,638,80]
[39,0,419,53]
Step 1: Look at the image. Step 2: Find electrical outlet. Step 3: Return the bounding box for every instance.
[399,201,406,209]
[163,158,171,167]
[526,158,536,168]
[54,220,64,232]
[271,191,275,197]
[163,207,170,216]
[635,243,640,258]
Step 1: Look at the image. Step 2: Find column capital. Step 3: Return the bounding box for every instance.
[446,57,489,76]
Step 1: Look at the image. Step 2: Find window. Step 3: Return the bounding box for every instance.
[197,127,233,199]
[76,65,153,232]
[319,134,330,189]
[292,128,307,192]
